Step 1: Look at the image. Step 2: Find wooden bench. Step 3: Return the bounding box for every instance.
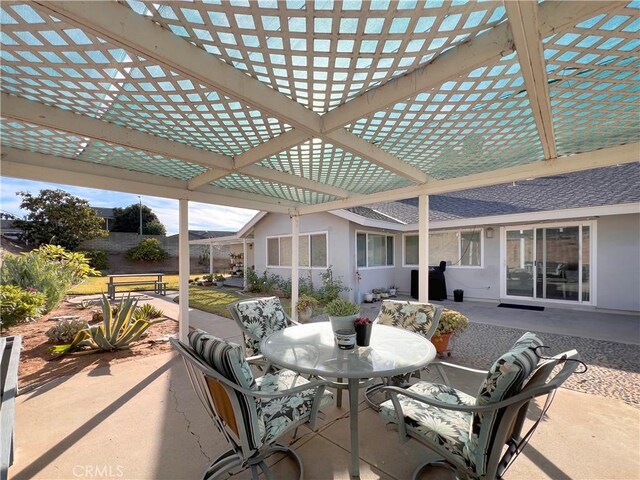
[1,336,21,480]
[107,274,165,300]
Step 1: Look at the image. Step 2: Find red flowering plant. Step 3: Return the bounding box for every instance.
[354,317,371,326]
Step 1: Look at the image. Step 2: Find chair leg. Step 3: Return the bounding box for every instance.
[337,377,343,408]
[203,449,242,480]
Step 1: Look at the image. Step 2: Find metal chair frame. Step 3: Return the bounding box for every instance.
[365,301,443,411]
[381,350,581,480]
[227,296,299,372]
[170,337,328,480]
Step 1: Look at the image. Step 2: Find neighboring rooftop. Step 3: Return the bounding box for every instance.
[349,163,640,224]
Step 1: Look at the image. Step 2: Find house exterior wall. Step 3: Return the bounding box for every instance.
[253,212,356,300]
[596,213,640,312]
[250,211,639,313]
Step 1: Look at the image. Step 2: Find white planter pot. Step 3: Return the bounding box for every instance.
[329,314,357,333]
[389,288,397,297]
[298,307,313,323]
[364,293,374,303]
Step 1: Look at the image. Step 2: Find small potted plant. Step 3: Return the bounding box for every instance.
[201,274,214,287]
[296,294,318,323]
[363,292,374,303]
[325,298,360,333]
[214,274,225,287]
[354,317,372,347]
[432,308,469,354]
[389,285,398,297]
[372,288,381,301]
[379,288,390,299]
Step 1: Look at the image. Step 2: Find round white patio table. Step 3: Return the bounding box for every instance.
[260,322,436,478]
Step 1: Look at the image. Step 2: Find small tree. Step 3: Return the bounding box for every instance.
[13,189,107,250]
[111,204,167,235]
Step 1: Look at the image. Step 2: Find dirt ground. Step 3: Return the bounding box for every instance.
[3,300,178,391]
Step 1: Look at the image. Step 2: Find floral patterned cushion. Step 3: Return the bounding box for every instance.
[257,369,334,443]
[379,382,475,469]
[470,332,543,475]
[233,297,290,356]
[188,330,265,449]
[376,300,438,339]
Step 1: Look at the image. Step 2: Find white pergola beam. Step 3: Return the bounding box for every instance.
[322,1,623,133]
[241,165,351,199]
[1,93,233,171]
[34,1,320,134]
[505,1,556,159]
[298,143,640,215]
[1,147,295,213]
[36,1,428,184]
[3,93,349,198]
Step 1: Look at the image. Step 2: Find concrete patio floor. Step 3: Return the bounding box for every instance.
[11,293,640,479]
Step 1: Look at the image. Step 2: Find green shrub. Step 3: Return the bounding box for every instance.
[78,250,109,270]
[46,319,88,344]
[0,245,98,312]
[316,266,349,304]
[246,269,283,294]
[132,303,164,321]
[52,295,166,355]
[0,284,46,327]
[125,238,169,262]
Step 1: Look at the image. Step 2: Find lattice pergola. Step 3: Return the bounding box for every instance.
[1,1,637,215]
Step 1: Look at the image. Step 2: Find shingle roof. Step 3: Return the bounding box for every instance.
[348,164,640,224]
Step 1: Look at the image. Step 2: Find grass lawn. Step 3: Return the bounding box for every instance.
[68,274,201,295]
[182,286,292,318]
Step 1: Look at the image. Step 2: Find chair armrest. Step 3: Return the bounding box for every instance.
[429,361,487,387]
[252,379,330,399]
[380,384,551,414]
[430,361,487,375]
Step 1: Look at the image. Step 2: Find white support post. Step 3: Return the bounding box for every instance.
[291,215,300,322]
[178,199,190,342]
[209,243,214,276]
[243,239,248,290]
[418,195,430,303]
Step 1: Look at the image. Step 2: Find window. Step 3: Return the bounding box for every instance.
[403,229,483,267]
[357,232,394,268]
[267,232,328,268]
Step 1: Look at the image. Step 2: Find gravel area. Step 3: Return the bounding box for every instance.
[316,304,640,407]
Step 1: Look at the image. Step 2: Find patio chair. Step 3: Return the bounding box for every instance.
[378,332,582,480]
[228,296,298,371]
[364,300,443,410]
[170,330,333,480]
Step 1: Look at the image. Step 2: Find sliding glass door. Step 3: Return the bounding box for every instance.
[503,223,592,303]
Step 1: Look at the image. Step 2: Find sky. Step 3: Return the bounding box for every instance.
[0,177,258,235]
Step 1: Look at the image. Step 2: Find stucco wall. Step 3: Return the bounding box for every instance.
[596,213,640,312]
[252,212,355,300]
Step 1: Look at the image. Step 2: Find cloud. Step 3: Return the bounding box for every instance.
[0,178,258,234]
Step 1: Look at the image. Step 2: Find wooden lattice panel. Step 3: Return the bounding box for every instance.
[0,117,207,181]
[260,139,412,195]
[0,2,289,157]
[213,172,337,204]
[1,117,88,159]
[127,0,507,113]
[349,52,544,180]
[544,4,640,156]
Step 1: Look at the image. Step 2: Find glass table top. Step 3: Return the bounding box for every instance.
[260,322,436,379]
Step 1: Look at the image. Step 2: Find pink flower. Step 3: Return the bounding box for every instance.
[354,317,371,325]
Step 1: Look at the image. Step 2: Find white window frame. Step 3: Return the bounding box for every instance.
[356,230,395,270]
[402,228,484,268]
[266,231,329,269]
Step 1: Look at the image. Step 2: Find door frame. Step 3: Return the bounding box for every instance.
[499,220,597,306]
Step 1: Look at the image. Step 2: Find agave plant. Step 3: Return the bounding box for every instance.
[51,294,165,355]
